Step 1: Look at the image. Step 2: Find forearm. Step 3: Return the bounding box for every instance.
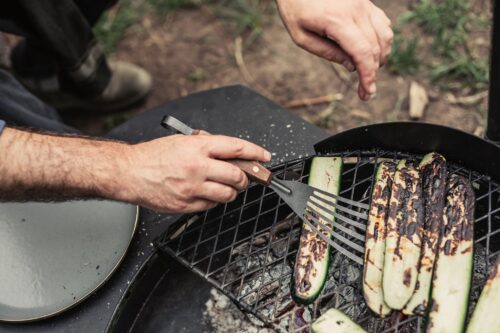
[0,126,272,213]
[0,127,129,202]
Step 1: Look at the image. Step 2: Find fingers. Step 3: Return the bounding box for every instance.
[353,15,381,99]
[370,6,394,66]
[197,181,238,203]
[205,160,248,190]
[289,1,393,101]
[183,199,218,213]
[175,182,238,213]
[205,136,272,162]
[296,30,355,71]
[326,22,378,100]
[354,15,381,68]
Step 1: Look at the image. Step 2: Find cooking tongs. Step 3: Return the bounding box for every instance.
[161,116,369,263]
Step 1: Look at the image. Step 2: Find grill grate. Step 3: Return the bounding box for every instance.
[156,150,500,332]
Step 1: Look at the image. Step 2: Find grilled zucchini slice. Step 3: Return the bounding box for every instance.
[466,254,500,333]
[292,157,342,304]
[383,160,424,310]
[404,153,447,315]
[363,161,396,317]
[312,308,367,333]
[426,174,474,333]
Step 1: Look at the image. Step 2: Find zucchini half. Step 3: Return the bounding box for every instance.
[312,308,367,333]
[363,161,396,317]
[383,160,424,310]
[403,153,447,315]
[292,157,343,304]
[426,174,474,333]
[465,253,500,333]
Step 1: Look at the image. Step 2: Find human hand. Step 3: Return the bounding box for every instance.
[122,134,271,213]
[276,0,393,101]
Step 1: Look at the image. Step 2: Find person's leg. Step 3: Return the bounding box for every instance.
[73,0,119,26]
[0,0,151,112]
[0,1,110,98]
[0,69,80,134]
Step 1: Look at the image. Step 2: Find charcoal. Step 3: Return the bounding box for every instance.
[345,264,361,283]
[340,285,355,303]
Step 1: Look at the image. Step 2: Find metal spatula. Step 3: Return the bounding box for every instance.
[161,116,369,263]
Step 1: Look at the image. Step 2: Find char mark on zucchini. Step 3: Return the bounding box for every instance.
[383,160,424,310]
[426,174,474,333]
[403,153,447,316]
[363,161,396,317]
[292,157,342,304]
[466,253,500,333]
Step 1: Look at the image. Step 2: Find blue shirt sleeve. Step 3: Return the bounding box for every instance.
[0,120,6,135]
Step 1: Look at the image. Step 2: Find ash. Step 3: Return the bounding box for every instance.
[204,288,275,333]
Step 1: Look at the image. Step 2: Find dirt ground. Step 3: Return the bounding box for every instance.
[5,1,495,137]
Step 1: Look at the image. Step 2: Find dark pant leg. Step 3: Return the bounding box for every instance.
[73,0,119,26]
[0,69,79,134]
[0,0,118,99]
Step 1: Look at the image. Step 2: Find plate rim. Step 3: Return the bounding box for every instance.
[0,202,140,323]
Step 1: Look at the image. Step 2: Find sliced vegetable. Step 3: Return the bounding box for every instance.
[312,308,367,333]
[465,254,500,333]
[426,174,474,333]
[403,153,447,316]
[293,157,343,304]
[363,161,396,317]
[383,160,424,310]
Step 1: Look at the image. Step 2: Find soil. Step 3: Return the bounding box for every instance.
[56,0,491,137]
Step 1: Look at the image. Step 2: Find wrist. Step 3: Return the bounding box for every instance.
[93,141,134,203]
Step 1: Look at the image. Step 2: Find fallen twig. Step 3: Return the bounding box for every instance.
[234,36,255,84]
[283,93,343,108]
[233,36,275,100]
[330,62,354,88]
[446,91,488,106]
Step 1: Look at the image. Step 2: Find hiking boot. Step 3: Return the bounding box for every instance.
[14,60,152,113]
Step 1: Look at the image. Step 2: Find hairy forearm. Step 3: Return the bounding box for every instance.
[0,127,130,202]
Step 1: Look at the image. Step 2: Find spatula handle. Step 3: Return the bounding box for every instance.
[227,159,272,185]
[191,129,272,185]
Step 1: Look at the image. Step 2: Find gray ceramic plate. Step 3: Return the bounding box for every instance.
[0,200,138,322]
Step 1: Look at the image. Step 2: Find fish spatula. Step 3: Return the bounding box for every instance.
[161,116,369,264]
